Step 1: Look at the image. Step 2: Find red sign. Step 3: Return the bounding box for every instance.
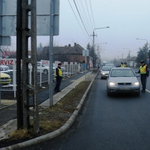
[0,59,16,65]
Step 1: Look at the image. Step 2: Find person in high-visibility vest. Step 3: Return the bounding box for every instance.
[138,60,149,93]
[124,62,127,67]
[54,63,63,92]
[120,62,125,67]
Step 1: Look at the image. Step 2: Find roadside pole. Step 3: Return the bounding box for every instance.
[82,49,89,80]
[49,0,60,106]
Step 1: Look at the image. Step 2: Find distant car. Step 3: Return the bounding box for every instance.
[0,72,11,85]
[105,63,114,67]
[106,67,140,96]
[100,66,113,79]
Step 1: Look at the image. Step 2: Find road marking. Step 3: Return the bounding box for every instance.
[146,89,150,93]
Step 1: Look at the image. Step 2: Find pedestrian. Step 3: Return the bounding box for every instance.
[138,60,149,93]
[54,63,63,92]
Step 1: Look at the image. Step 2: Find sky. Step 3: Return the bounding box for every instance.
[10,0,150,61]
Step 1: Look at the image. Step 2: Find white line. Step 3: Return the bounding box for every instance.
[146,89,150,93]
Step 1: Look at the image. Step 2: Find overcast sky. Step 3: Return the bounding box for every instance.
[11,0,150,61]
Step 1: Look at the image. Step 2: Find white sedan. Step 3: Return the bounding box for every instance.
[107,67,140,96]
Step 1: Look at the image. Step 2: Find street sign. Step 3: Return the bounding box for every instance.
[0,0,60,45]
[82,49,89,56]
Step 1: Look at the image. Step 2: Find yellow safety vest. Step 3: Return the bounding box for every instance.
[55,68,62,77]
[121,64,125,67]
[140,65,146,74]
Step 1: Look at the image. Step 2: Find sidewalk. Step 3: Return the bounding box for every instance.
[0,71,97,149]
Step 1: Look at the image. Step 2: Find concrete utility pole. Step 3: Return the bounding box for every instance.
[17,0,39,133]
[16,0,23,129]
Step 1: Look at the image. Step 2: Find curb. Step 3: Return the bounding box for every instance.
[0,102,16,111]
[1,72,98,150]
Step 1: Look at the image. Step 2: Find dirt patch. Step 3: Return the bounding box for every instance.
[0,81,91,148]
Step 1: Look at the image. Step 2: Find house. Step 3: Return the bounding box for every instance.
[42,43,92,65]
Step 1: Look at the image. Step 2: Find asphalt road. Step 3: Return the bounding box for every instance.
[21,72,150,150]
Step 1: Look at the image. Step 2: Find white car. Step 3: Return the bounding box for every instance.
[0,65,10,72]
[100,66,113,79]
[107,67,140,96]
[37,62,49,74]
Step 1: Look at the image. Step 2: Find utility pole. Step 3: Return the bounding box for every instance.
[16,0,23,129]
[17,0,39,133]
[91,26,110,68]
[90,31,97,68]
[49,0,60,106]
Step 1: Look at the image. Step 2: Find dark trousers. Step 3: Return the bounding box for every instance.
[54,77,62,91]
[141,74,147,91]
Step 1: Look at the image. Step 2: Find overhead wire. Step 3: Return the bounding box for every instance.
[84,0,95,30]
[73,0,92,40]
[68,0,92,41]
[78,0,93,34]
[89,0,96,28]
[67,0,88,38]
[67,0,97,44]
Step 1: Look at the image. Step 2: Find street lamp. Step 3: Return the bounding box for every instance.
[92,26,110,68]
[136,38,150,66]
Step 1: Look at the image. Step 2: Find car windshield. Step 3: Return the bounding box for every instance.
[110,69,135,77]
[101,66,112,71]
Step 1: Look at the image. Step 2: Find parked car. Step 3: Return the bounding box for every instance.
[100,66,113,79]
[53,63,66,72]
[29,62,66,75]
[0,65,9,72]
[0,72,11,85]
[106,67,140,96]
[37,62,49,74]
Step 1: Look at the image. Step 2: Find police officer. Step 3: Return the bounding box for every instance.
[120,62,124,67]
[124,62,127,67]
[54,63,63,92]
[138,60,149,93]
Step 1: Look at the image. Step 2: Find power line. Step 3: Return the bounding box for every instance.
[89,0,96,28]
[73,0,91,40]
[84,0,95,30]
[78,0,93,34]
[68,0,92,41]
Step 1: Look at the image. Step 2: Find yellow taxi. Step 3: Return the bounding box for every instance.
[0,72,11,85]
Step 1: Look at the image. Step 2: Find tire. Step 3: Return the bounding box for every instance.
[107,89,111,96]
[136,90,140,96]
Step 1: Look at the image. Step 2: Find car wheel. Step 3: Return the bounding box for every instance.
[107,90,111,96]
[136,90,140,96]
[43,69,48,75]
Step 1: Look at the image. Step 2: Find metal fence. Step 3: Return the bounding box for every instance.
[0,59,87,98]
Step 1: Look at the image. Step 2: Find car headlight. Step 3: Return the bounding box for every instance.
[109,82,116,86]
[102,73,105,75]
[133,82,140,86]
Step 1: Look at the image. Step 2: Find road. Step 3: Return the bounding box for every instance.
[21,72,150,150]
